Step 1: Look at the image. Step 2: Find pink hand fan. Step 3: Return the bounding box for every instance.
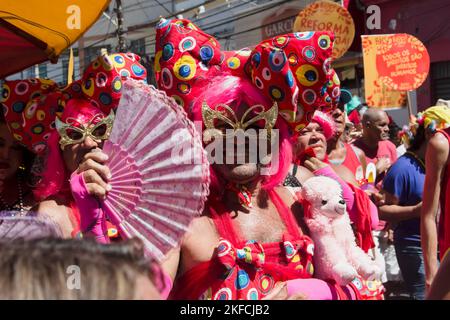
[101,79,210,261]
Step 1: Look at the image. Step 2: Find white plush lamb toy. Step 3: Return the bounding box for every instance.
[300,176,382,286]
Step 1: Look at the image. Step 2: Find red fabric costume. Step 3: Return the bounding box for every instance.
[348,183,376,252]
[342,142,363,179]
[170,190,315,300]
[155,18,337,300]
[156,18,383,300]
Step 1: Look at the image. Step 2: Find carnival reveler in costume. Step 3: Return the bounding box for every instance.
[326,89,367,182]
[287,110,380,248]
[1,52,147,240]
[285,110,384,298]
[375,106,450,299]
[418,106,450,291]
[154,18,382,300]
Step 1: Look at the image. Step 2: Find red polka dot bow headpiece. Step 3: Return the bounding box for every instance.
[1,52,147,154]
[154,18,341,133]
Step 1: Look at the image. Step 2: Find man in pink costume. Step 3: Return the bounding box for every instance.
[1,52,147,240]
[154,18,379,300]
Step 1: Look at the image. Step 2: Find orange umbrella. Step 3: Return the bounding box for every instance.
[0,0,111,78]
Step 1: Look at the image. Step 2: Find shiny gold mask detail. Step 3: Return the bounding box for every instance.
[201,101,278,142]
[55,110,115,150]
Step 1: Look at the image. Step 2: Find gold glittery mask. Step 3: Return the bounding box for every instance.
[55,110,115,150]
[201,101,278,142]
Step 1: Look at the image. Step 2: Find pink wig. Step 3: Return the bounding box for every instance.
[192,75,292,194]
[34,99,107,201]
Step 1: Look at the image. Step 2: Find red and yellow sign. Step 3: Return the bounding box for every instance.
[362,35,407,109]
[374,34,430,91]
[293,0,355,59]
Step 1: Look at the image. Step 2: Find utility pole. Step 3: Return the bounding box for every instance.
[34,64,40,78]
[115,0,127,52]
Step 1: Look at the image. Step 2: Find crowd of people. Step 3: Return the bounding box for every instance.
[0,18,449,300]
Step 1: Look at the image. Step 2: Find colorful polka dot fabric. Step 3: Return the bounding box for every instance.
[65,52,147,111]
[1,52,147,154]
[1,78,63,154]
[154,18,341,132]
[199,234,315,300]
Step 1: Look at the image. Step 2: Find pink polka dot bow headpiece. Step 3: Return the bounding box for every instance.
[154,18,341,133]
[1,52,147,154]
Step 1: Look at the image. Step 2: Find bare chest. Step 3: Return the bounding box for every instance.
[180,208,289,275]
[329,147,347,163]
[231,208,287,243]
[180,187,306,275]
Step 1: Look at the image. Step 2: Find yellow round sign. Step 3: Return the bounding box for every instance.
[294,0,355,59]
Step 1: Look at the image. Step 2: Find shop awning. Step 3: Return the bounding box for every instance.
[0,0,111,78]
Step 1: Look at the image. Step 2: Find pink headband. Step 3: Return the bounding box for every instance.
[311,110,336,140]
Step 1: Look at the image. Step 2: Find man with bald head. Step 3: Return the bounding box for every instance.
[354,108,400,296]
[353,108,398,181]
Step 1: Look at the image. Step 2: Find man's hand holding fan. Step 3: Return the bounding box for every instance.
[75,80,210,261]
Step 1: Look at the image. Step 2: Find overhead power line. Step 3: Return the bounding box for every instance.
[154,0,173,15]
[122,0,172,12]
[145,0,295,48]
[81,0,222,49]
[126,0,220,32]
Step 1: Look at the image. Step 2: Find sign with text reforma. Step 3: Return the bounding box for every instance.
[293,0,355,60]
